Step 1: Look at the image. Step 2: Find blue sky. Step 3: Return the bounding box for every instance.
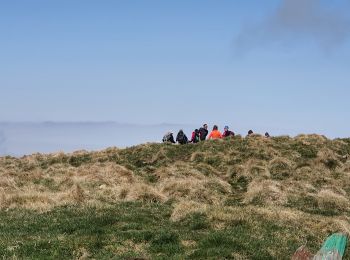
[1,0,349,137]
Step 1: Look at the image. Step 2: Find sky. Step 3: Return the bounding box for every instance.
[1,0,350,137]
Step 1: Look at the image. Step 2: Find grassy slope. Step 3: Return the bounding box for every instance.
[1,134,350,259]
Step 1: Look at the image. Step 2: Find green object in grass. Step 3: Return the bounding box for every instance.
[313,233,347,260]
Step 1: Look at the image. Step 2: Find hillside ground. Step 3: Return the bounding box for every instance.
[1,135,350,259]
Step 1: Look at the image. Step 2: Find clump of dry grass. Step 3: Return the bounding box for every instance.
[190,152,206,162]
[268,157,293,180]
[342,161,350,173]
[112,240,149,257]
[181,240,197,248]
[0,160,142,210]
[295,166,313,180]
[207,204,350,236]
[160,176,231,204]
[316,189,350,211]
[244,159,269,178]
[122,183,167,203]
[171,201,207,222]
[295,134,328,146]
[244,180,287,206]
[73,247,91,260]
[154,163,202,180]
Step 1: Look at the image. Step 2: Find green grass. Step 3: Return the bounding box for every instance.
[0,202,345,259]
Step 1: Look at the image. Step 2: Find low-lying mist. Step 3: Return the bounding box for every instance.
[0,122,195,157]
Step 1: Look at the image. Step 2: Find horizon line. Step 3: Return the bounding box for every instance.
[0,120,197,126]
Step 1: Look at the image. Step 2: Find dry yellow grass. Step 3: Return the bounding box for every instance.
[244,159,270,178]
[207,205,350,235]
[73,248,91,260]
[244,179,287,206]
[171,201,208,222]
[316,189,350,211]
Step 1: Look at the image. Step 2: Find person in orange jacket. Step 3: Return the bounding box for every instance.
[208,125,222,139]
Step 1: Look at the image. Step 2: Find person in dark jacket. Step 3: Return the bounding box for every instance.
[176,130,188,144]
[222,126,235,138]
[247,130,254,136]
[199,124,208,141]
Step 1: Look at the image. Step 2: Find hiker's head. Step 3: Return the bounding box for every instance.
[224,126,229,131]
[213,125,218,131]
[248,130,253,135]
[179,129,184,134]
[203,124,208,129]
[195,129,199,133]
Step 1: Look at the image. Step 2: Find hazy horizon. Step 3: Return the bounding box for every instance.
[0,121,348,157]
[0,122,195,157]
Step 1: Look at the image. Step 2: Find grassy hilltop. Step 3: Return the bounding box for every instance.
[1,134,350,259]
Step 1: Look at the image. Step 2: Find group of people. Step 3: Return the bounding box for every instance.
[162,124,270,145]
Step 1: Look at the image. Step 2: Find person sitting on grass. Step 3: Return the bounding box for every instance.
[190,129,200,143]
[222,126,235,138]
[176,129,188,145]
[208,125,222,139]
[247,130,254,137]
[199,124,209,141]
[162,132,175,143]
